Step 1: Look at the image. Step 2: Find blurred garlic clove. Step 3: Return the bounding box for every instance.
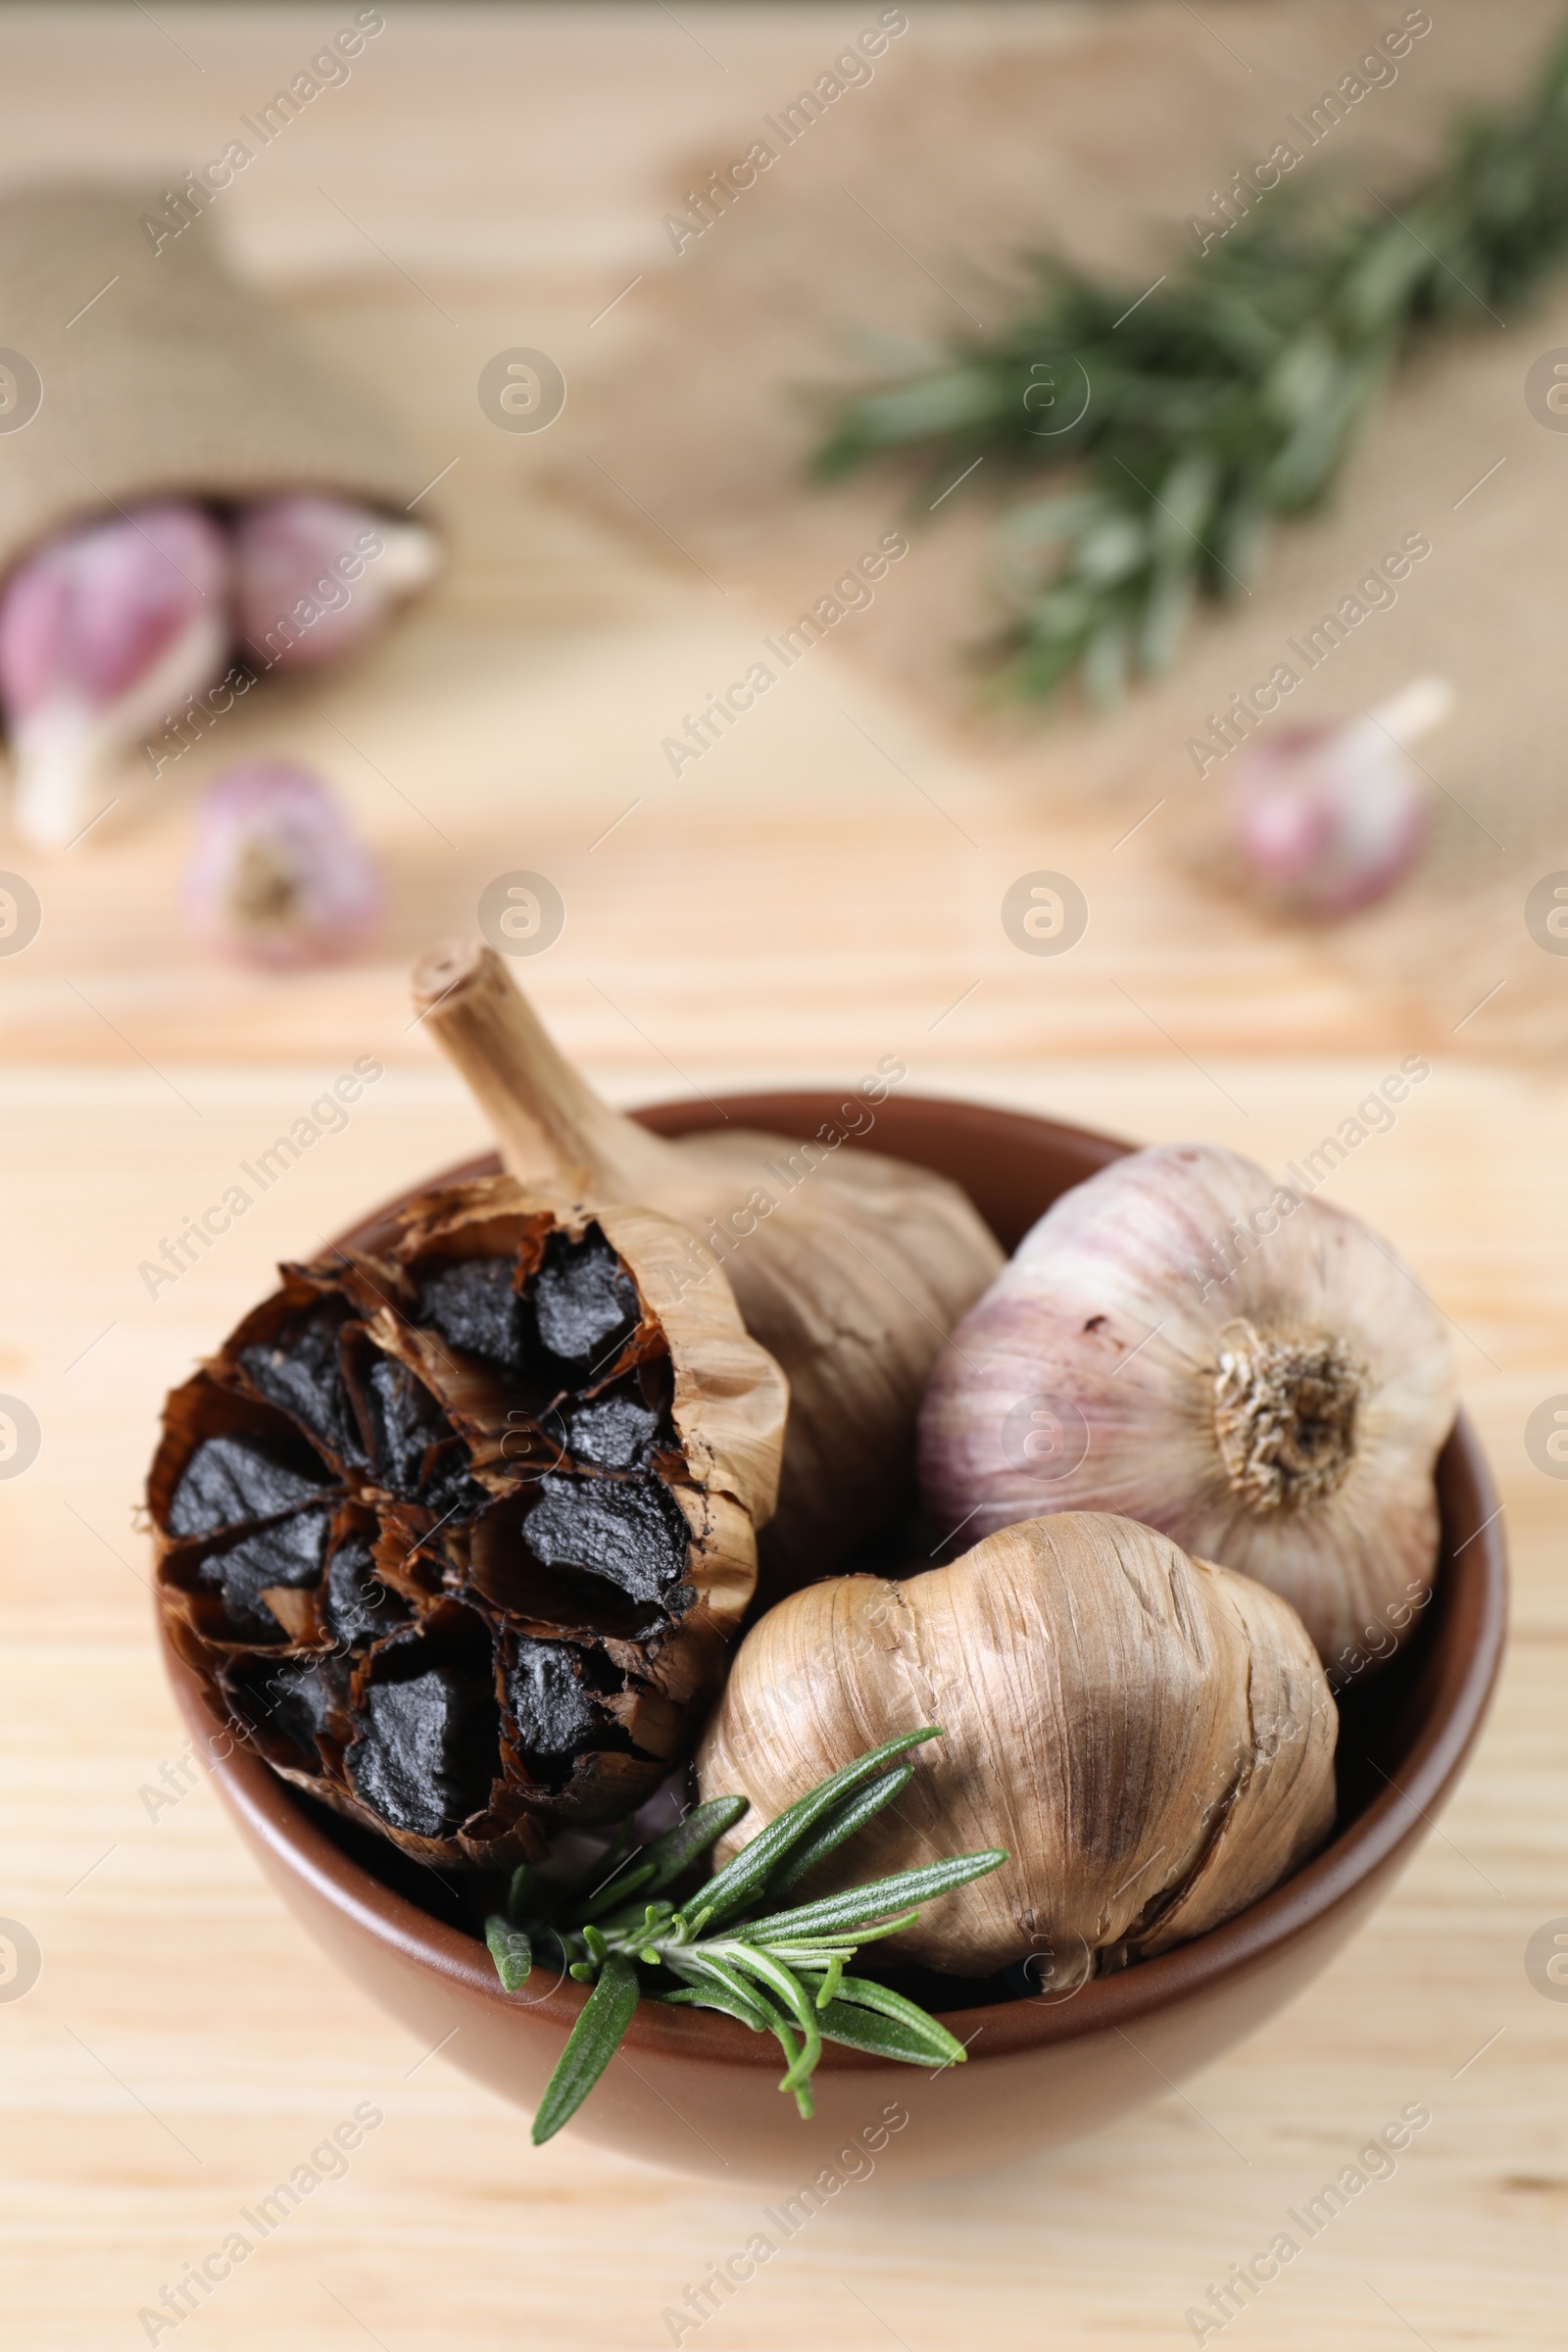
[1229,678,1453,915]
[183,761,382,967]
[0,503,230,851]
[233,494,439,673]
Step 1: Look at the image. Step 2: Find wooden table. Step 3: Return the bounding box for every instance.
[1,9,1564,2348]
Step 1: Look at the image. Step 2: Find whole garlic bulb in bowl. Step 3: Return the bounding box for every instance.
[917,1145,1456,1671]
[698,1513,1337,1981]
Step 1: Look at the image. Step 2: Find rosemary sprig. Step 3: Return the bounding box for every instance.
[814,27,1568,703]
[483,1727,1006,2144]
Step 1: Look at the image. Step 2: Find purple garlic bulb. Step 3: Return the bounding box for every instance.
[233,495,439,674]
[916,1141,1456,1669]
[0,503,230,850]
[183,761,382,967]
[1228,678,1452,916]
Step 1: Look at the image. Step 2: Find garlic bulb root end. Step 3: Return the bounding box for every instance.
[1212,1316,1365,1512]
[917,1143,1456,1668]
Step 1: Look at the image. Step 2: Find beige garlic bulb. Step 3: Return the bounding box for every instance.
[412,942,1003,1593]
[918,1144,1456,1672]
[698,1513,1337,1979]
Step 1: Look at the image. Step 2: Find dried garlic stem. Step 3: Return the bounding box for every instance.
[412,942,1004,1590]
[412,940,672,1197]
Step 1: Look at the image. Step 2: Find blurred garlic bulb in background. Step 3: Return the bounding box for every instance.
[699,1514,1337,1979]
[0,503,229,850]
[1229,678,1452,915]
[918,1144,1457,1670]
[233,495,439,672]
[183,761,381,967]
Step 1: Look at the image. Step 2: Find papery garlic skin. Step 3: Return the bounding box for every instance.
[234,495,438,673]
[698,1513,1337,1978]
[0,504,230,849]
[918,1144,1457,1669]
[184,761,382,967]
[149,1176,788,1865]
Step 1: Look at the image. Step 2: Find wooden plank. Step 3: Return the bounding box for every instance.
[3,1062,1563,2351]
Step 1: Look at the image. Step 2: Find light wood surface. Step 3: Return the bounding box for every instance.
[1,9,1565,2349]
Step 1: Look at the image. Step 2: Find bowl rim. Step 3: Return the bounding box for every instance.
[158,1092,1509,2075]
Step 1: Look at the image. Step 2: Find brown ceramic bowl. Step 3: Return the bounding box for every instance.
[158,1094,1507,2185]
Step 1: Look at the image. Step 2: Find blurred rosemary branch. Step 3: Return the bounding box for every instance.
[813,28,1568,704]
